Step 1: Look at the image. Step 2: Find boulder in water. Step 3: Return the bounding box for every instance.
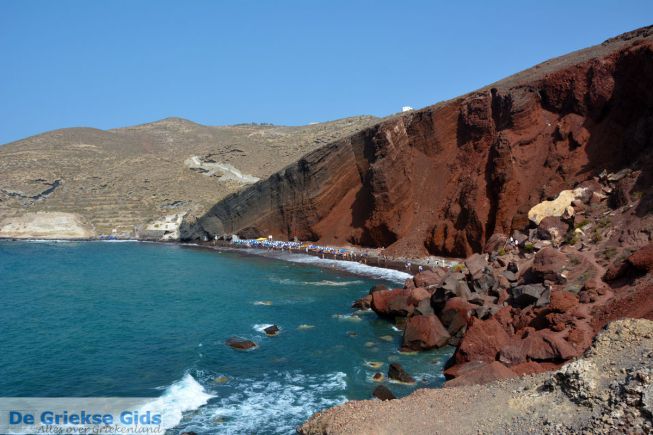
[264,325,280,336]
[388,363,415,384]
[226,337,257,350]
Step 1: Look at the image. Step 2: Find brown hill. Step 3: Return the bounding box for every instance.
[0,116,377,237]
[183,25,653,257]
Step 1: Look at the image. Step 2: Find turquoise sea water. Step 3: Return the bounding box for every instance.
[0,241,451,434]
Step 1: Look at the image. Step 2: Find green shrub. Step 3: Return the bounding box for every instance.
[574,219,590,229]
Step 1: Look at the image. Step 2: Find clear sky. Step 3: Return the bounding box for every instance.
[1,1,651,144]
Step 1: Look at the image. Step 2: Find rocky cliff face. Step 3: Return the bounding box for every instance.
[184,26,653,257]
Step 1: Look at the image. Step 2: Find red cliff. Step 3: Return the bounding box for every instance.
[182,26,653,258]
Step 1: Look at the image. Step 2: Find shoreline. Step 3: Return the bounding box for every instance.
[192,239,460,276]
[0,236,460,280]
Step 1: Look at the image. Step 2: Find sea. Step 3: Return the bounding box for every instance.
[0,241,452,434]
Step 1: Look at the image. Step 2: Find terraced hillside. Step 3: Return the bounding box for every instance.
[0,116,376,238]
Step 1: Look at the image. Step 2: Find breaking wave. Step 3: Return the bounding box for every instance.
[142,373,215,430]
[175,371,347,434]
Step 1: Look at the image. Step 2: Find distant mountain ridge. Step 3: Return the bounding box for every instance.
[0,115,378,238]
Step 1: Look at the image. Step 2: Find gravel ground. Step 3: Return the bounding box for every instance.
[299,318,653,434]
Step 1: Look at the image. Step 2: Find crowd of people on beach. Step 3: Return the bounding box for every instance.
[228,237,455,273]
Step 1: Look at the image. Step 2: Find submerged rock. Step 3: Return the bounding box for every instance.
[264,325,280,336]
[372,372,384,382]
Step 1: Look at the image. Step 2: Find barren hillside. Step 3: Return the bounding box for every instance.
[0,116,376,237]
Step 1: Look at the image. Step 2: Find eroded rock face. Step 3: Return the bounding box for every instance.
[0,212,95,239]
[182,30,653,258]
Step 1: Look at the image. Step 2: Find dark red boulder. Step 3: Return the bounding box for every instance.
[498,329,577,364]
[371,289,413,318]
[628,243,653,273]
[226,337,257,350]
[528,247,568,284]
[413,268,448,288]
[372,385,396,400]
[401,314,451,351]
[454,317,511,364]
[439,297,474,336]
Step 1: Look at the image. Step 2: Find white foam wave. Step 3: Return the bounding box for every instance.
[97,239,140,243]
[177,371,347,434]
[21,239,78,243]
[265,252,411,283]
[252,323,275,333]
[142,373,215,430]
[272,277,364,287]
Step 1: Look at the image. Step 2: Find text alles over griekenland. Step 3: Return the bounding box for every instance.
[8,410,162,425]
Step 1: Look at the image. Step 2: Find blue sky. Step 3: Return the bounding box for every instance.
[1,1,651,144]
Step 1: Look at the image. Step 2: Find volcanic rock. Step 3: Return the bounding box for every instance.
[484,233,508,254]
[510,283,551,308]
[264,325,280,336]
[431,276,472,312]
[402,314,450,351]
[226,337,257,350]
[352,294,373,310]
[372,385,396,401]
[548,291,579,313]
[407,287,431,305]
[527,247,568,284]
[628,243,653,273]
[537,216,570,247]
[464,254,488,280]
[439,297,474,336]
[388,363,415,384]
[413,268,447,288]
[499,330,578,365]
[371,289,413,318]
[454,317,511,364]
